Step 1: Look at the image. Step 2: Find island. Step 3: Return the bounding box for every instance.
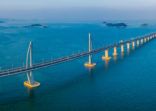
[24,24,47,28]
[140,23,148,27]
[0,21,5,23]
[103,22,127,28]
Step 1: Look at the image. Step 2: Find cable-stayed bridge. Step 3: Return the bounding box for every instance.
[0,33,155,88]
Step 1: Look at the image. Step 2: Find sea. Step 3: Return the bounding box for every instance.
[0,19,156,111]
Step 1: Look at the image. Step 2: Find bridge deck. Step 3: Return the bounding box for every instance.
[0,33,155,77]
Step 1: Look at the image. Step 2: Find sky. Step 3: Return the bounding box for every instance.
[0,0,156,22]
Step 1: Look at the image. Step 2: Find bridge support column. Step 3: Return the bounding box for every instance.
[113,47,118,56]
[121,44,124,53]
[152,35,154,39]
[141,39,144,44]
[102,49,111,61]
[137,40,139,46]
[24,41,40,89]
[144,38,147,43]
[127,43,130,50]
[132,41,135,48]
[153,35,155,39]
[84,33,96,68]
[147,37,150,41]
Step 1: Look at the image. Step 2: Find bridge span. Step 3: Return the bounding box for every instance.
[0,33,155,88]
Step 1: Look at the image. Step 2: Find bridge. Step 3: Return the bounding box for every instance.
[0,33,155,88]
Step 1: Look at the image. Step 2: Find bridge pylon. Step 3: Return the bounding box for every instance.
[24,41,40,88]
[84,33,96,68]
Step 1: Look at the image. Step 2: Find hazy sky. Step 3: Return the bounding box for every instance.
[1,0,156,9]
[0,0,156,22]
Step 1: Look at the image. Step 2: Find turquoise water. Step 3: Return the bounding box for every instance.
[0,20,156,111]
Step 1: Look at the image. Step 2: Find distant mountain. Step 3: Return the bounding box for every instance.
[103,22,127,28]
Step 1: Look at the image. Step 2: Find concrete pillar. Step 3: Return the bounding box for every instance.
[152,35,154,39]
[132,41,135,47]
[121,44,124,53]
[127,43,130,50]
[144,38,147,43]
[141,39,144,44]
[151,36,153,39]
[137,40,139,46]
[113,47,118,56]
[147,37,150,41]
[102,49,111,61]
[126,43,130,53]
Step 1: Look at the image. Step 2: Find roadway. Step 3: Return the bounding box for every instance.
[0,33,155,77]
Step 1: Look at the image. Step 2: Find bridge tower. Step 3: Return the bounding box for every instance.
[24,41,40,88]
[84,33,96,68]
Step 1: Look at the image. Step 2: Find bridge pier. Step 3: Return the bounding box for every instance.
[147,37,150,41]
[121,44,124,53]
[84,33,96,68]
[113,46,118,56]
[132,41,135,48]
[127,43,130,51]
[137,40,139,46]
[24,41,40,89]
[144,38,147,43]
[153,35,155,39]
[151,36,153,39]
[141,39,144,44]
[102,49,111,61]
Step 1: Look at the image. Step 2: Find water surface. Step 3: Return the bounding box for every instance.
[0,21,156,111]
